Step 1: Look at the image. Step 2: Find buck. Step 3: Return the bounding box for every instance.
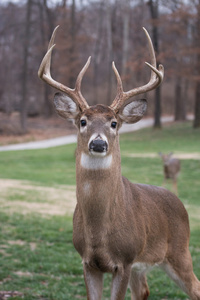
[159,152,181,195]
[38,26,200,300]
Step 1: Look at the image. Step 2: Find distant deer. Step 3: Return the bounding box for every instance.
[159,152,181,195]
[38,26,200,300]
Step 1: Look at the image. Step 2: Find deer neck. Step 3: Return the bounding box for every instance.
[76,137,123,225]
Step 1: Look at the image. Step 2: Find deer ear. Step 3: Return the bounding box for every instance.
[53,92,80,119]
[118,99,147,124]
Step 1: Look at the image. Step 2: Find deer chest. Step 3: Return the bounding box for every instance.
[164,166,171,178]
[73,210,138,273]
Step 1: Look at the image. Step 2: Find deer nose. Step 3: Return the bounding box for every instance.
[89,139,108,153]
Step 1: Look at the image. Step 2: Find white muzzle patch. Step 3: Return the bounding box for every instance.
[80,153,112,170]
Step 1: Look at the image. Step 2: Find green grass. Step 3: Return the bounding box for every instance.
[0,213,85,300]
[0,143,77,186]
[0,121,200,299]
[120,121,200,154]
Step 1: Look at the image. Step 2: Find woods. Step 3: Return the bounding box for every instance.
[0,0,200,133]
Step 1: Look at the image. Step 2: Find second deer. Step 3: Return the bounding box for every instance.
[159,152,181,195]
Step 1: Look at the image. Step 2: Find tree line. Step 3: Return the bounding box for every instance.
[0,0,200,133]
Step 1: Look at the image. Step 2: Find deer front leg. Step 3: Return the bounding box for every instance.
[111,265,131,300]
[83,263,103,300]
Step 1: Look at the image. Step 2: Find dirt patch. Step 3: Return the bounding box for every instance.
[0,179,76,216]
[124,152,200,160]
[0,291,23,300]
[8,240,26,246]
[13,271,33,277]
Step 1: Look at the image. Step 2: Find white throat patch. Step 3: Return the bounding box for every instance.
[80,153,112,170]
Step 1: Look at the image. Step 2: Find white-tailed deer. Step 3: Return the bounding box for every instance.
[159,152,181,195]
[38,26,200,300]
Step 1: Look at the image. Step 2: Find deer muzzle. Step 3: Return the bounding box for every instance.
[89,139,108,153]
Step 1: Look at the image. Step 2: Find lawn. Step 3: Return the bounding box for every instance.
[0,121,200,299]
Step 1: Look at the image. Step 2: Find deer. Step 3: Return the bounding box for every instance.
[38,26,200,300]
[159,152,181,195]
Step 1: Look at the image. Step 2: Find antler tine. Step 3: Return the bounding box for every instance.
[110,27,164,112]
[109,62,124,110]
[112,62,123,95]
[143,27,156,70]
[38,25,59,79]
[75,56,91,104]
[48,26,58,50]
[38,26,89,111]
[142,27,164,85]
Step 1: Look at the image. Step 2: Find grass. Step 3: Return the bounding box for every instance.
[0,213,84,300]
[0,143,77,186]
[0,121,200,299]
[120,121,200,154]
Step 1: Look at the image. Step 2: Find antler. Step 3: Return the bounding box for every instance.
[38,26,90,111]
[110,27,164,112]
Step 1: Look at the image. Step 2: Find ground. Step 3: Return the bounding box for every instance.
[0,119,199,299]
[0,112,76,145]
[0,179,76,216]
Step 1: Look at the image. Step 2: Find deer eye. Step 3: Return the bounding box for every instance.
[80,119,87,127]
[111,121,117,129]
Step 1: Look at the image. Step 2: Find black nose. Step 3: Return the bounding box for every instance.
[89,139,108,153]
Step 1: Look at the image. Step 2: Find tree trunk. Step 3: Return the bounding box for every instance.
[62,0,67,8]
[154,87,161,127]
[193,82,200,127]
[105,0,113,105]
[121,0,130,81]
[69,0,77,87]
[93,1,104,104]
[42,0,55,117]
[20,0,32,133]
[148,0,162,128]
[193,1,200,128]
[174,77,186,121]
[43,0,54,34]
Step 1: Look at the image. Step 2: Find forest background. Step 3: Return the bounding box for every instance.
[0,0,200,135]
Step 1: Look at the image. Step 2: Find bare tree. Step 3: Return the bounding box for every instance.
[121,0,130,80]
[166,3,188,121]
[105,0,113,105]
[20,0,33,133]
[174,74,186,121]
[42,0,55,117]
[148,0,162,128]
[93,1,104,104]
[193,0,200,128]
[69,0,77,87]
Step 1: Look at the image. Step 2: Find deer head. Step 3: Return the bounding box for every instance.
[38,26,164,160]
